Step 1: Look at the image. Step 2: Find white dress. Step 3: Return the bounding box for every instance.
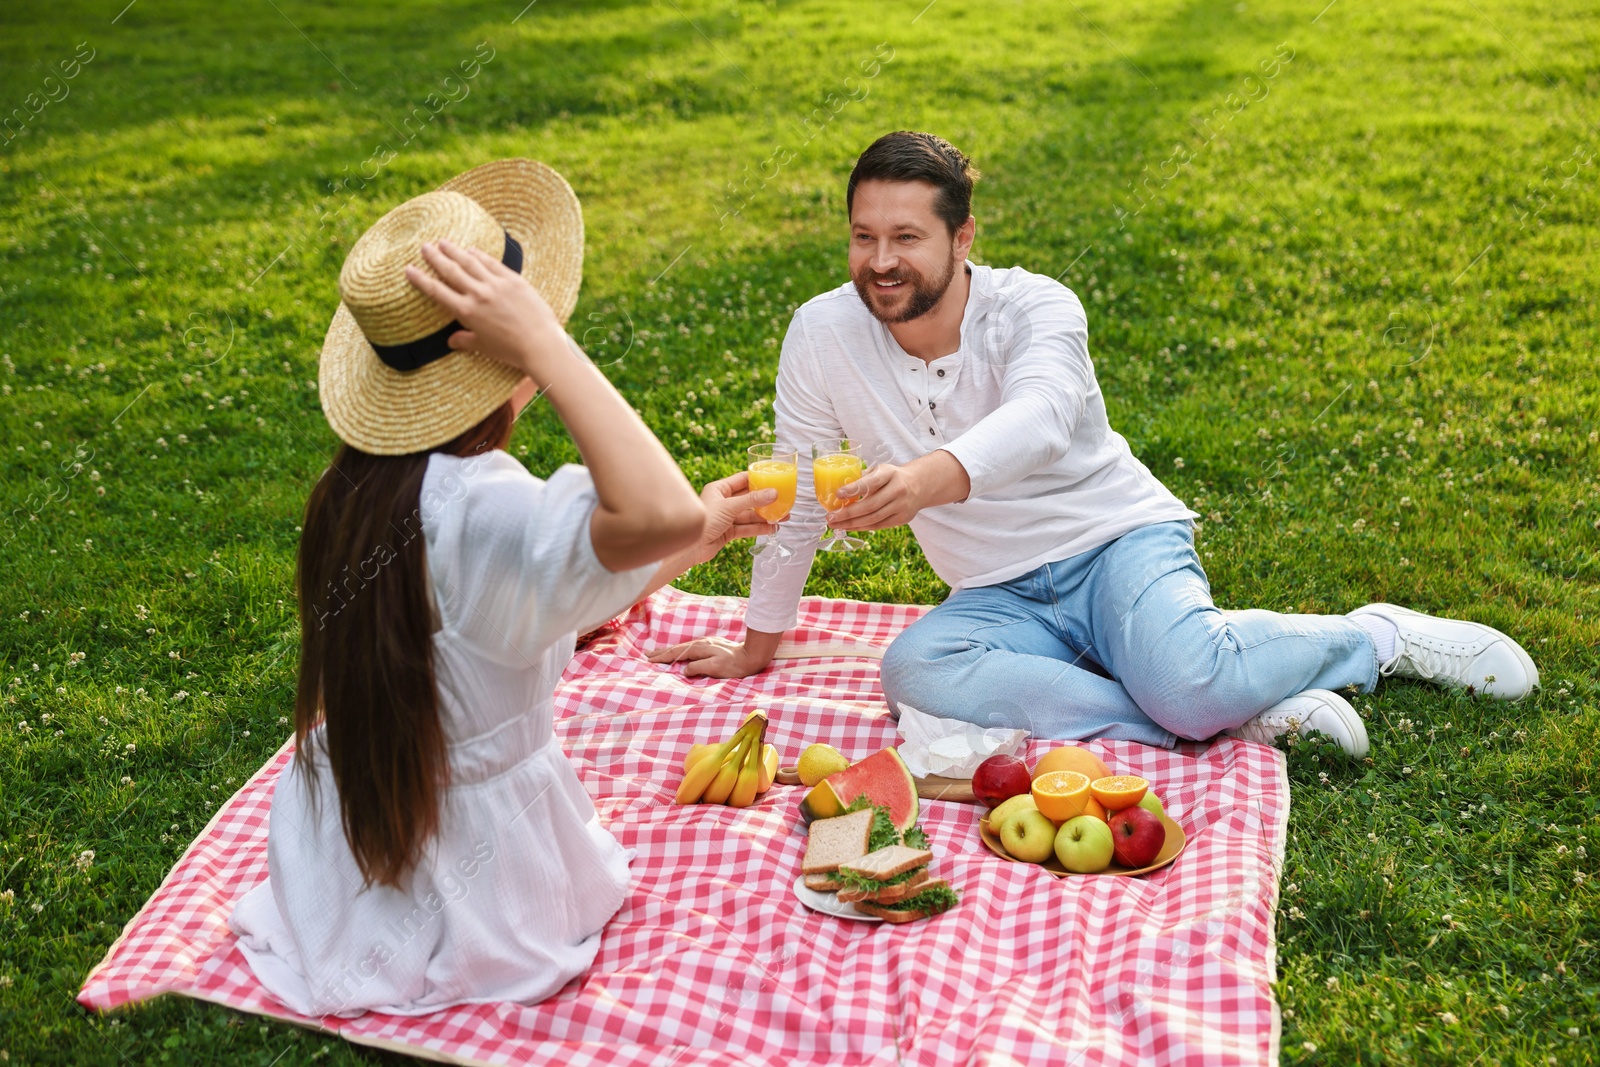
[229,451,656,1017]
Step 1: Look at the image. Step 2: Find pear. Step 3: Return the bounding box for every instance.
[985,793,1039,833]
[797,743,850,787]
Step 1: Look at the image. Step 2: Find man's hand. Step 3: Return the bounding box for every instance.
[680,472,777,569]
[647,632,778,679]
[826,449,972,532]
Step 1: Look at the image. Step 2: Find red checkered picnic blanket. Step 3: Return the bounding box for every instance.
[79,588,1288,1066]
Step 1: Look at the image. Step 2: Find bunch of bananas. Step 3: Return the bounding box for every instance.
[674,710,779,806]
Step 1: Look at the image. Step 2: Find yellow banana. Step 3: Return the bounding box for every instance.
[679,712,770,806]
[676,713,763,804]
[701,732,750,805]
[675,729,745,804]
[733,711,767,750]
[724,742,756,809]
[727,717,767,808]
[757,744,778,793]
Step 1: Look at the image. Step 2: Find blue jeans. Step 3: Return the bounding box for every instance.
[880,521,1380,748]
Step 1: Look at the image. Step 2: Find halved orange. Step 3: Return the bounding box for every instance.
[1031,744,1113,784]
[1032,771,1092,823]
[1082,796,1110,823]
[1090,774,1149,811]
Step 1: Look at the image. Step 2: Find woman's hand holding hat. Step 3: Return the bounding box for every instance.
[320,161,585,454]
[404,239,570,384]
[407,236,703,573]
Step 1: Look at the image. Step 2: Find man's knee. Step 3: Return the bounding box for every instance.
[882,614,986,715]
[880,628,937,713]
[1125,659,1253,741]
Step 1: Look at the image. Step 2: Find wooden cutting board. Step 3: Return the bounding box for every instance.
[912,775,979,804]
[775,767,979,805]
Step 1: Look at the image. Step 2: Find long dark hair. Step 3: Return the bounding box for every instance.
[294,401,515,888]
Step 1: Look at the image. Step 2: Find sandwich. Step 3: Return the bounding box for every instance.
[801,807,874,892]
[801,801,960,922]
[852,879,960,923]
[837,843,958,922]
[835,845,933,904]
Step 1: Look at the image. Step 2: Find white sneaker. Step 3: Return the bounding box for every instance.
[1226,689,1370,758]
[1349,602,1538,701]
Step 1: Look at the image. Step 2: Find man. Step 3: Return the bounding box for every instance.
[650,131,1538,755]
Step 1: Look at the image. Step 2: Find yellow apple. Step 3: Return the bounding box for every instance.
[1055,815,1114,873]
[1137,792,1166,820]
[999,809,1057,863]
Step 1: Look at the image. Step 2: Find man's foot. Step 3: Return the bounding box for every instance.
[1348,602,1538,701]
[1226,689,1370,758]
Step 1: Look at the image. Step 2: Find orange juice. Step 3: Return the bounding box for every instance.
[748,459,797,521]
[812,453,865,511]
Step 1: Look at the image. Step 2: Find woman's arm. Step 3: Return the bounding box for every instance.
[406,240,703,571]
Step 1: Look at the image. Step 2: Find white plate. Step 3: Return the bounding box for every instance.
[793,877,882,922]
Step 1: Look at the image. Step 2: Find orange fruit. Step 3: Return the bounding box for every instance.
[1082,796,1109,823]
[1031,745,1113,784]
[1090,774,1149,811]
[1032,771,1092,822]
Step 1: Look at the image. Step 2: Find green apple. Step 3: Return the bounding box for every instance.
[1137,792,1166,820]
[987,794,1039,833]
[999,809,1057,863]
[1054,814,1115,873]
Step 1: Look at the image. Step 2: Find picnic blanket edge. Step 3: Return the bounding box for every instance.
[77,735,296,1012]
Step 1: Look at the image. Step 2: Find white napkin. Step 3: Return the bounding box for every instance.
[894,702,1029,779]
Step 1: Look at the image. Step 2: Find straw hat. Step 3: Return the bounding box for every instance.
[318,159,584,455]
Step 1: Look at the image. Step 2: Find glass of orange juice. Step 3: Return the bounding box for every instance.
[812,439,868,553]
[746,443,799,559]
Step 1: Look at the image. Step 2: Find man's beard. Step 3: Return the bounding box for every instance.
[852,251,957,325]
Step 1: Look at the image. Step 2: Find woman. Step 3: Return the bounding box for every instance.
[229,160,773,1017]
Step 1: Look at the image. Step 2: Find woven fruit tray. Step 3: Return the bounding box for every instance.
[976,814,1187,878]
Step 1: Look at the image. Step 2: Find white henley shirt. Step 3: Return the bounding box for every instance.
[745,263,1199,634]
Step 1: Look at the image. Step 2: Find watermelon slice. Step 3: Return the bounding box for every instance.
[800,747,919,832]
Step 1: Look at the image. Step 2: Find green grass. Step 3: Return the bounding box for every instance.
[1,0,1597,1062]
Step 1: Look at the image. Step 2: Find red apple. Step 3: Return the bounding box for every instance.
[972,754,1032,809]
[1108,805,1165,868]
